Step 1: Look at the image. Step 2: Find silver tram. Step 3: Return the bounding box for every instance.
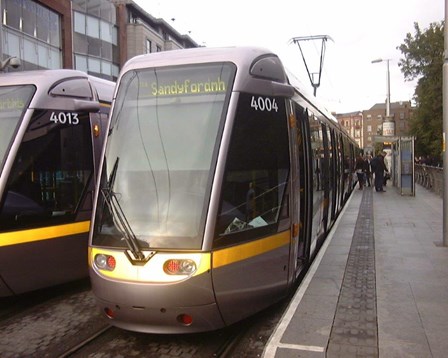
[0,70,114,296]
[88,47,357,333]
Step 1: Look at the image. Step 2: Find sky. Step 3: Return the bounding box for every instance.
[134,0,444,114]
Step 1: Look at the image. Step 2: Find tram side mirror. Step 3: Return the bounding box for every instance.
[73,99,101,113]
[50,77,100,112]
[271,82,294,98]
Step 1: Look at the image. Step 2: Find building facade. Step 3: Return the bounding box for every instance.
[337,101,414,154]
[0,0,198,81]
[336,111,363,148]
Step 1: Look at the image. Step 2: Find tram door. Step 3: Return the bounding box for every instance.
[294,104,311,267]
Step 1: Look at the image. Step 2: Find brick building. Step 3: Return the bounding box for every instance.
[337,101,414,154]
[336,111,363,148]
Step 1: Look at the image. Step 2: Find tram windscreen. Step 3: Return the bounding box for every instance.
[0,85,35,171]
[93,63,235,249]
[0,108,94,231]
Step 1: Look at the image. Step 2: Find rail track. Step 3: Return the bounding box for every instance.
[0,274,296,357]
[59,296,289,358]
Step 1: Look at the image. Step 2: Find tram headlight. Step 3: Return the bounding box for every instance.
[163,259,197,275]
[95,254,116,271]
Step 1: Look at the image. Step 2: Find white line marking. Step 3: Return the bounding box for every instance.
[277,343,325,352]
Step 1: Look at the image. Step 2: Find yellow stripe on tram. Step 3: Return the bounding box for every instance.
[213,231,290,268]
[0,221,91,247]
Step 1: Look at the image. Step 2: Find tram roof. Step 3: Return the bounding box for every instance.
[0,69,95,86]
[125,46,276,69]
[0,69,114,111]
[123,46,339,126]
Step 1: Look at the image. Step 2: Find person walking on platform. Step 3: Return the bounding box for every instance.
[355,154,366,189]
[370,152,388,192]
[364,154,372,187]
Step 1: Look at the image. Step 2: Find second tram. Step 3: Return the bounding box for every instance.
[89,47,357,333]
[0,70,114,296]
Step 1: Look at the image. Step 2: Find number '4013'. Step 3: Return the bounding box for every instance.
[250,96,278,112]
[50,112,79,125]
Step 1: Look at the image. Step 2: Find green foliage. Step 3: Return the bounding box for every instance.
[397,21,444,162]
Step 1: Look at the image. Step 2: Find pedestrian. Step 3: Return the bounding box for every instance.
[355,154,365,189]
[364,155,371,187]
[370,152,388,192]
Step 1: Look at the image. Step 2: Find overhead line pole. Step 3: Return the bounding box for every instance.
[443,0,448,246]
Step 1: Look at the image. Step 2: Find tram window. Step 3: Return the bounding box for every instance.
[0,85,35,170]
[0,110,93,231]
[214,93,289,246]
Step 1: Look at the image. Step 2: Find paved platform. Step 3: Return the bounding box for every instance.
[263,184,447,358]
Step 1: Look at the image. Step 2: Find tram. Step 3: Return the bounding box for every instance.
[88,47,357,333]
[0,70,114,296]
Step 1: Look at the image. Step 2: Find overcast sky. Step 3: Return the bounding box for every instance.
[134,0,444,114]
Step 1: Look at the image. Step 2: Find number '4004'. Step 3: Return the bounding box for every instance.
[250,96,278,112]
[50,112,79,125]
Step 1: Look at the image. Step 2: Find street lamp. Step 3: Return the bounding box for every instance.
[371,58,391,116]
[371,58,394,136]
[0,56,21,71]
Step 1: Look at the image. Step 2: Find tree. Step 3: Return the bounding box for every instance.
[397,21,444,164]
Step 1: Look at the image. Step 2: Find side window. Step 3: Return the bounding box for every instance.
[214,93,290,247]
[0,110,93,231]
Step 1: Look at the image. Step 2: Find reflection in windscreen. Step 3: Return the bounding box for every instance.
[93,63,234,249]
[0,85,35,170]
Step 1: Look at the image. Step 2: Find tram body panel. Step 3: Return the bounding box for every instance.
[0,70,114,296]
[0,230,88,294]
[211,232,290,325]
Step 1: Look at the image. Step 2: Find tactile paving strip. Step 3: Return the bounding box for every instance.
[327,188,378,357]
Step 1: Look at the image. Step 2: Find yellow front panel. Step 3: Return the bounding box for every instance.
[89,247,211,283]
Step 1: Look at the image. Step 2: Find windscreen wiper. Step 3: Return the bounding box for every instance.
[101,157,146,262]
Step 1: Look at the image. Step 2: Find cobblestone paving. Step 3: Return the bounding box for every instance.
[327,188,378,357]
[0,290,104,357]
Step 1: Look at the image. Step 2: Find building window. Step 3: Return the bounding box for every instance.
[100,19,113,43]
[367,125,372,133]
[399,112,405,120]
[2,0,62,70]
[88,57,101,73]
[75,53,118,79]
[146,39,151,53]
[86,16,99,38]
[74,11,117,46]
[156,45,162,52]
[75,54,88,72]
[74,11,86,34]
[73,8,119,80]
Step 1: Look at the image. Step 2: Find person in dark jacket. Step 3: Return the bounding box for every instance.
[355,154,366,189]
[364,155,372,187]
[370,152,388,192]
